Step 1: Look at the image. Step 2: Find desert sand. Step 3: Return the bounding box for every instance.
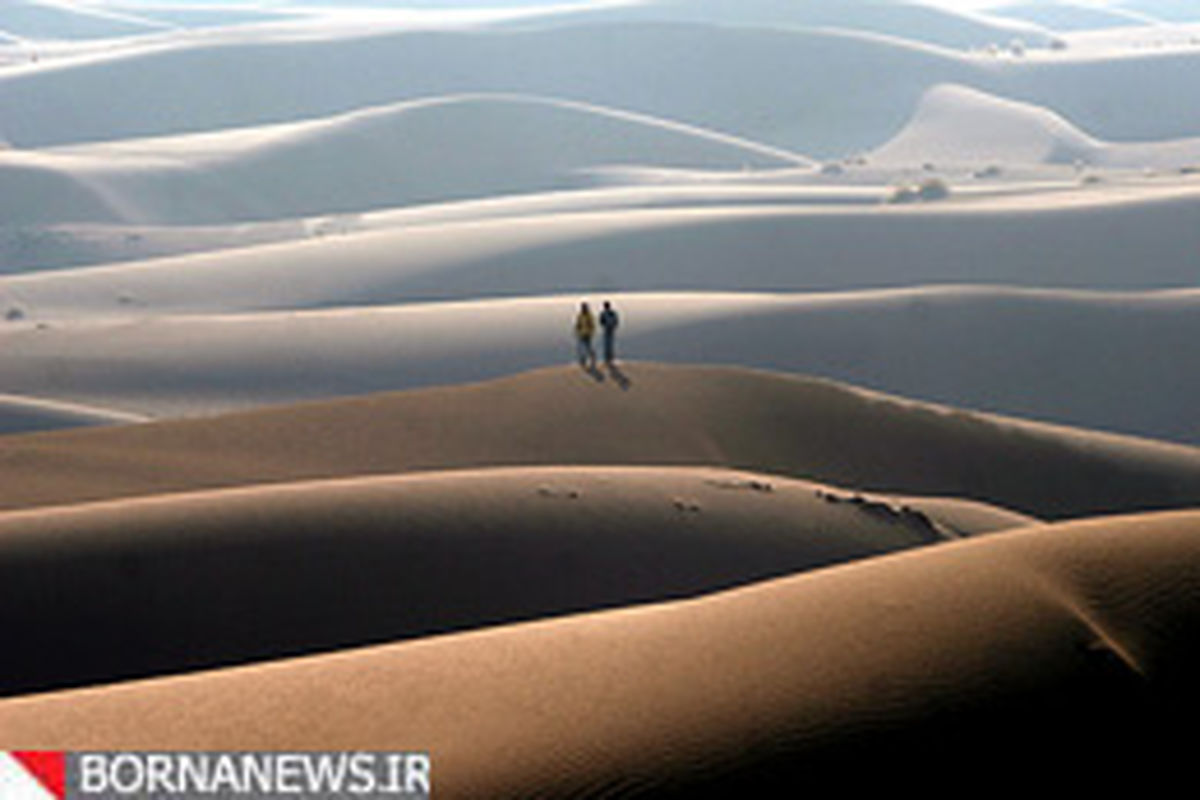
[0,392,146,434]
[0,363,1197,519]
[2,509,1198,793]
[2,0,1198,794]
[1,286,1197,444]
[0,463,1034,696]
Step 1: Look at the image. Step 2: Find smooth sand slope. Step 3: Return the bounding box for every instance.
[531,0,1057,50]
[0,181,885,273]
[990,1,1159,30]
[4,180,1200,320]
[0,364,1197,520]
[0,0,170,41]
[0,23,974,157]
[0,465,1032,696]
[0,392,146,434]
[3,509,1198,792]
[873,83,1200,168]
[627,288,1200,446]
[0,94,810,226]
[0,286,1195,443]
[1113,0,1200,22]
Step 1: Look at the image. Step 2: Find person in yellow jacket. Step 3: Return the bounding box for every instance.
[574,301,597,369]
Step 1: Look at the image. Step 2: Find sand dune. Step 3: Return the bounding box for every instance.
[4,181,1199,320]
[629,287,1200,444]
[3,509,1197,793]
[0,2,1195,791]
[0,0,169,41]
[83,3,308,31]
[0,392,145,434]
[0,465,1032,696]
[4,18,1200,160]
[0,286,1196,444]
[0,4,1195,788]
[0,94,810,226]
[0,182,885,273]
[998,43,1200,145]
[0,216,311,273]
[527,0,1056,50]
[1114,0,1200,22]
[0,363,1196,520]
[990,0,1159,30]
[0,23,971,157]
[874,83,1200,168]
[5,166,1199,274]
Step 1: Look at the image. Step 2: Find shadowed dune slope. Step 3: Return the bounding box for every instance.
[0,393,146,434]
[0,364,1197,520]
[3,510,1199,793]
[0,466,1031,696]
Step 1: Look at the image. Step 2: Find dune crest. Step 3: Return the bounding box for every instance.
[0,465,1033,696]
[0,363,1196,520]
[1,286,1196,444]
[0,391,146,434]
[874,83,1200,168]
[0,93,811,226]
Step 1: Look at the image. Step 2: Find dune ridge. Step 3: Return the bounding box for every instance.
[989,1,1160,30]
[1113,0,1200,22]
[0,363,1196,520]
[0,23,973,157]
[6,18,1200,159]
[0,0,171,41]
[0,391,146,434]
[5,180,1200,325]
[0,285,1196,444]
[0,464,1033,696]
[874,83,1200,168]
[525,0,1057,50]
[0,93,812,226]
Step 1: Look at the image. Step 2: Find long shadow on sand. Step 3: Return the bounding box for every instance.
[606,362,632,390]
[581,362,605,382]
[579,361,633,390]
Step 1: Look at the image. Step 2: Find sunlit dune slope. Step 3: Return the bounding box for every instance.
[3,510,1198,793]
[0,364,1196,519]
[0,94,809,226]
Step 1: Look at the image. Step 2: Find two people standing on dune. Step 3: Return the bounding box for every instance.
[575,300,620,370]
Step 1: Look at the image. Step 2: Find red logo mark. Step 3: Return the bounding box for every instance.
[11,752,66,799]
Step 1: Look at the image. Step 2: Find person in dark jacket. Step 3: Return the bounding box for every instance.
[599,300,620,365]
